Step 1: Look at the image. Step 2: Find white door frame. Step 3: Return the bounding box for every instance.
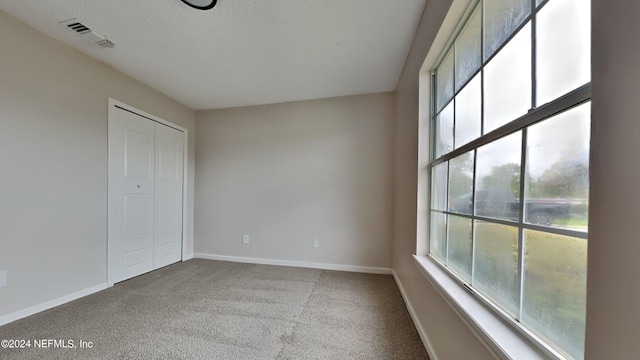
[107,98,189,285]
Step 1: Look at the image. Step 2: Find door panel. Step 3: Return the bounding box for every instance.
[156,242,179,261]
[122,194,153,274]
[157,138,179,182]
[154,124,184,269]
[155,194,177,236]
[124,129,153,179]
[123,248,151,269]
[124,194,151,242]
[109,108,155,283]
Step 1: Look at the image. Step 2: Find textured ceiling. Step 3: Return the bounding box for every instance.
[0,0,427,110]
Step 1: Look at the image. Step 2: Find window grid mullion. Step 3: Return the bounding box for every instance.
[480,0,485,137]
[435,209,589,239]
[470,149,478,285]
[519,0,536,322]
[452,41,457,151]
[517,127,529,321]
[445,161,451,263]
[431,72,437,161]
[431,83,591,166]
[531,0,538,109]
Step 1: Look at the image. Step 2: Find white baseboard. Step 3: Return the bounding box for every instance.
[0,283,110,327]
[183,253,194,261]
[194,253,392,275]
[392,270,439,360]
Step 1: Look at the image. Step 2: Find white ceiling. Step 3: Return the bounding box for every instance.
[0,0,427,110]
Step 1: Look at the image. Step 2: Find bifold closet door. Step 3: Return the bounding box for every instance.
[153,123,184,269]
[108,106,184,284]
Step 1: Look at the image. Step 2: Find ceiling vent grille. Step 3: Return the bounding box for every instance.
[59,18,115,48]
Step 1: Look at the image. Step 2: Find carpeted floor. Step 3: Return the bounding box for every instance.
[0,259,428,359]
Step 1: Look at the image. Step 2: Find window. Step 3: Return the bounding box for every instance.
[429,0,590,359]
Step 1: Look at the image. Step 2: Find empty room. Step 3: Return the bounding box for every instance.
[0,0,637,359]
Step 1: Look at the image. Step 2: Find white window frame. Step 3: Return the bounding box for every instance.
[416,0,590,359]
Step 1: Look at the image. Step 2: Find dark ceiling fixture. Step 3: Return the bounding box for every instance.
[180,0,217,10]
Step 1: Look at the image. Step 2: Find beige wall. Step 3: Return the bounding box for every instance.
[195,93,394,269]
[391,0,495,359]
[0,10,195,318]
[586,0,640,358]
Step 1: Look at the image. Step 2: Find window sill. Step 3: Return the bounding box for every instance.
[412,255,566,360]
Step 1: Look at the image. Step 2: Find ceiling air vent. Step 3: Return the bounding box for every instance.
[58,18,115,48]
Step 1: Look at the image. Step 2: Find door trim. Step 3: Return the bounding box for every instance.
[107,98,189,285]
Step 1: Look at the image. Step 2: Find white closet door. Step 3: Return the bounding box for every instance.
[108,103,185,284]
[153,124,184,269]
[108,108,156,283]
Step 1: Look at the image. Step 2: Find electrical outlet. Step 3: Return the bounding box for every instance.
[0,270,6,288]
[242,235,249,244]
[313,238,319,248]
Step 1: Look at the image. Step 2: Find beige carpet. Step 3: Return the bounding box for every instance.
[0,259,428,359]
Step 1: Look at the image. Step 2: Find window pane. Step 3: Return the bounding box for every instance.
[435,102,454,158]
[525,102,590,230]
[522,230,587,360]
[473,221,519,316]
[431,162,449,211]
[455,74,482,148]
[536,0,591,105]
[447,215,473,282]
[430,212,447,260]
[455,5,481,91]
[437,49,454,111]
[475,132,522,221]
[484,22,532,133]
[449,151,475,215]
[484,0,531,60]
